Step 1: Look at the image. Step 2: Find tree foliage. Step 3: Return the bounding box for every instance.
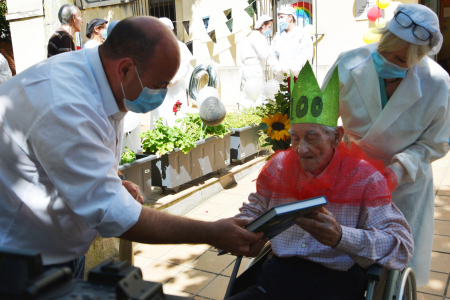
[0,0,10,40]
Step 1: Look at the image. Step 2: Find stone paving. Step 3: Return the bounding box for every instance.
[132,152,450,300]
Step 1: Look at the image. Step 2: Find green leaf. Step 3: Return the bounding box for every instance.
[259,122,269,130]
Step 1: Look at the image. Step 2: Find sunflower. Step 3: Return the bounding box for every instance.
[262,113,290,141]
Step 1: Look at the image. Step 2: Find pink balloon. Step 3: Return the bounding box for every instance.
[367,7,382,22]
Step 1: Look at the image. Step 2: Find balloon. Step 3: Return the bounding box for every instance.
[244,78,262,102]
[264,79,280,100]
[376,0,390,9]
[196,86,220,108]
[199,96,227,126]
[123,111,141,133]
[303,24,315,37]
[367,7,382,22]
[363,28,381,44]
[375,17,387,28]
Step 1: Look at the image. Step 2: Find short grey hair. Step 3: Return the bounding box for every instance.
[58,4,79,25]
[288,124,338,139]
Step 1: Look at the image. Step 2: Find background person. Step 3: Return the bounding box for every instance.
[239,15,273,108]
[0,17,263,279]
[268,6,313,81]
[322,3,450,286]
[83,18,108,49]
[107,20,120,36]
[150,17,193,129]
[47,4,83,58]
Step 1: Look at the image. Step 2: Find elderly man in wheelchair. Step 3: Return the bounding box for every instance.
[226,64,414,300]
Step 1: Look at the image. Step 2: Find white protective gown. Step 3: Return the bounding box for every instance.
[0,53,12,84]
[268,26,313,80]
[323,43,450,286]
[150,40,193,129]
[240,30,271,107]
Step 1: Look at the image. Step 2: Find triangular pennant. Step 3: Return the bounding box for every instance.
[208,30,217,43]
[226,19,233,33]
[202,16,210,31]
[182,20,190,35]
[185,40,193,55]
[244,5,255,19]
[224,8,232,20]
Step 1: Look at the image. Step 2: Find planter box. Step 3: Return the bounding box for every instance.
[118,154,158,201]
[151,133,231,192]
[230,125,261,163]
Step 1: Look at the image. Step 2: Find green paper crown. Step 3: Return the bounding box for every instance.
[290,62,339,127]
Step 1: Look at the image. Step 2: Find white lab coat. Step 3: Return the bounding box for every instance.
[240,30,271,107]
[268,26,313,80]
[150,40,193,129]
[0,53,12,84]
[323,43,450,286]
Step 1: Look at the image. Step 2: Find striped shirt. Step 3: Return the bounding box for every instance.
[47,28,75,58]
[236,149,414,271]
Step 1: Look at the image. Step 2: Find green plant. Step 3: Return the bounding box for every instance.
[120,147,136,165]
[224,107,262,129]
[182,113,231,140]
[0,0,10,40]
[139,119,197,157]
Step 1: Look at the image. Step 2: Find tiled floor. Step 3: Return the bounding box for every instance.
[133,152,450,300]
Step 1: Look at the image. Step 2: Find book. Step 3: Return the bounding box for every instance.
[218,196,328,255]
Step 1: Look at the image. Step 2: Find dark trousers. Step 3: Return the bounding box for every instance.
[228,255,368,300]
[43,255,86,279]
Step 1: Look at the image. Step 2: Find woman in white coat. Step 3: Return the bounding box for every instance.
[150,17,193,129]
[240,15,273,108]
[323,4,449,286]
[268,7,313,81]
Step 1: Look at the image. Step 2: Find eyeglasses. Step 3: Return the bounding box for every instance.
[394,12,433,44]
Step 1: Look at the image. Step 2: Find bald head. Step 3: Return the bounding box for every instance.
[100,16,180,73]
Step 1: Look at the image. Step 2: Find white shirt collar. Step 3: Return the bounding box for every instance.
[85,47,119,117]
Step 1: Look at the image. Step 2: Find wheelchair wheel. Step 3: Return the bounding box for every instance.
[396,268,417,300]
[382,270,400,300]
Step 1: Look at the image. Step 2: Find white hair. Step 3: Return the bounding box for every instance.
[58,4,79,25]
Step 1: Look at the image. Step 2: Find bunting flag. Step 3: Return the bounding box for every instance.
[244,5,255,19]
[182,20,190,35]
[224,8,232,20]
[226,19,233,33]
[185,40,193,55]
[203,16,210,31]
[208,30,217,43]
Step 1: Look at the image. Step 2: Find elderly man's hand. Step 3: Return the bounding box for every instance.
[295,207,342,248]
[122,180,144,204]
[210,218,265,256]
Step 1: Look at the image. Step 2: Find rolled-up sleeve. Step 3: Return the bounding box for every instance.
[28,102,142,238]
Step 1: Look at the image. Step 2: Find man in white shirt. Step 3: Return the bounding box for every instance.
[268,7,313,80]
[0,17,263,278]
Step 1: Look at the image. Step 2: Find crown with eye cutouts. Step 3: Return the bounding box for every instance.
[290,62,339,127]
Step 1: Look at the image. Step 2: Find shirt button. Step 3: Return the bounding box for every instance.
[301,243,307,248]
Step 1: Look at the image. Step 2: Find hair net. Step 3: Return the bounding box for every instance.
[387,4,443,55]
[86,18,108,39]
[107,20,119,37]
[278,7,297,22]
[255,15,273,29]
[159,17,174,30]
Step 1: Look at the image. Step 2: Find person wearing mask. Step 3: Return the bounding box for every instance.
[322,3,450,286]
[0,17,263,279]
[47,4,83,58]
[239,15,273,108]
[268,7,313,81]
[83,18,108,49]
[150,17,193,129]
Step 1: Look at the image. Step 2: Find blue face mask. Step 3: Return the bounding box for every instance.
[263,28,272,36]
[121,67,168,114]
[371,51,408,79]
[101,30,108,40]
[278,18,289,32]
